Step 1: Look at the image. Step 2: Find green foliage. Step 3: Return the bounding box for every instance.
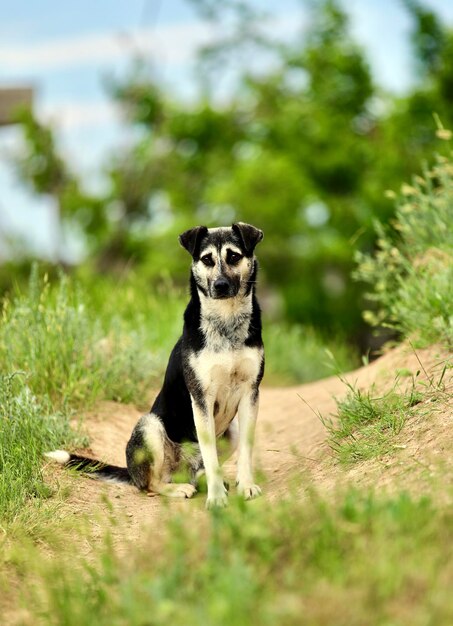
[14,107,72,195]
[405,0,445,74]
[109,0,377,336]
[99,0,453,343]
[355,149,453,347]
[327,379,423,464]
[405,0,453,102]
[0,372,70,523]
[19,490,453,625]
[0,266,157,409]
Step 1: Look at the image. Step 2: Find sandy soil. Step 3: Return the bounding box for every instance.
[44,342,452,545]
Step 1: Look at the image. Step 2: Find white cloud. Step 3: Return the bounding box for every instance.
[0,13,305,74]
[0,22,216,71]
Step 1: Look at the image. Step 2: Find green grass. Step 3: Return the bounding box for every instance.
[0,266,179,411]
[326,354,451,465]
[8,488,452,626]
[0,371,71,525]
[355,151,453,347]
[326,379,422,465]
[338,147,453,465]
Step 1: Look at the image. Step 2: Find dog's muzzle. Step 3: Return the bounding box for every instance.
[212,277,237,299]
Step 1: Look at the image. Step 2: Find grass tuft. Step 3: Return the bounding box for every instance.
[327,379,422,464]
[327,349,451,466]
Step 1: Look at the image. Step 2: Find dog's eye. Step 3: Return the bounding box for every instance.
[200,254,215,267]
[227,251,243,265]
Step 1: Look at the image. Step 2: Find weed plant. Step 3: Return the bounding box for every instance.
[341,143,453,465]
[355,148,453,347]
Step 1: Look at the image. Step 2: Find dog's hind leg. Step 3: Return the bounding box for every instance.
[126,413,196,499]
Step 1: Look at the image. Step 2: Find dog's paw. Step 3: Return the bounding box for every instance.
[205,483,228,509]
[158,483,197,499]
[237,483,262,500]
[206,494,229,509]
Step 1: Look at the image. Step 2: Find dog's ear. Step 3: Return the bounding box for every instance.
[179,225,208,258]
[232,222,263,256]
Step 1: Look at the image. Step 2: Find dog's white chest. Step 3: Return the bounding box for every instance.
[190,347,262,436]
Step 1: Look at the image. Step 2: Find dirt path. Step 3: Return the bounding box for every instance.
[47,343,452,546]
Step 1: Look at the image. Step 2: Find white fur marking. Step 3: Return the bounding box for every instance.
[190,347,262,394]
[199,294,253,351]
[206,227,230,235]
[236,392,260,498]
[44,450,71,464]
[156,483,197,498]
[190,345,262,464]
[191,398,228,508]
[141,413,167,488]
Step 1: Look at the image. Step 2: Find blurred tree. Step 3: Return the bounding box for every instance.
[105,0,378,338]
[357,0,453,261]
[405,0,445,75]
[9,0,453,347]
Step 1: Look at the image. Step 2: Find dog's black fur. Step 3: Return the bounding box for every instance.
[46,223,264,508]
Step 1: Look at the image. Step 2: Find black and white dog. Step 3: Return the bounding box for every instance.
[46,223,264,508]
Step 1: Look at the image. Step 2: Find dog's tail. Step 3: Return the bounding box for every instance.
[44,450,132,485]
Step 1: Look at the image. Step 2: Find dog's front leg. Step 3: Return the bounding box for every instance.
[191,397,228,509]
[236,390,261,500]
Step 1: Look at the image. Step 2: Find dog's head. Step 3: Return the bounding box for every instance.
[179,222,263,299]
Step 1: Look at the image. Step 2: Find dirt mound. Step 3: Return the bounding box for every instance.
[44,343,452,541]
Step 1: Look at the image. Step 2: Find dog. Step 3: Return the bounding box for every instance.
[46,222,265,508]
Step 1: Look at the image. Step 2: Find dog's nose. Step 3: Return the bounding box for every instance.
[213,277,230,295]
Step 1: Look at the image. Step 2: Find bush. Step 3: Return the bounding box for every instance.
[355,150,453,347]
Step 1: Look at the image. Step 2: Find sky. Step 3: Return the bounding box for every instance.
[1,0,453,260]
